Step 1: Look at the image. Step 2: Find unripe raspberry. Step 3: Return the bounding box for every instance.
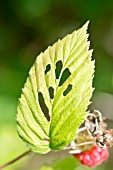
[74,145,109,167]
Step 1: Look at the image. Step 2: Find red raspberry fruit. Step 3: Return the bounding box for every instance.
[73,145,109,167]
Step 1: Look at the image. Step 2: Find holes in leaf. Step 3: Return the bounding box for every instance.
[45,64,51,74]
[48,87,54,99]
[55,60,63,79]
[59,68,71,86]
[38,92,50,121]
[63,84,72,96]
[55,60,71,86]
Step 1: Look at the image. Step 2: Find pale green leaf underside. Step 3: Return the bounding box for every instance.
[16,22,95,154]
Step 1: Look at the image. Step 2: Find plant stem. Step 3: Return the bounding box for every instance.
[0,150,32,170]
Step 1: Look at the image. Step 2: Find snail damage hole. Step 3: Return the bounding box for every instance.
[48,87,54,99]
[59,68,71,86]
[38,92,50,121]
[63,84,72,96]
[55,60,63,79]
[45,64,51,75]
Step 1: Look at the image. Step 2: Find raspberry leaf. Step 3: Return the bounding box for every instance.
[16,22,95,154]
[52,157,79,170]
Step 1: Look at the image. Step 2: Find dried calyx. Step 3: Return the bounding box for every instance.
[85,110,113,148]
[102,129,113,147]
[68,110,113,153]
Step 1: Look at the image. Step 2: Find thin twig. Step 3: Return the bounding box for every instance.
[74,141,95,147]
[64,141,95,150]
[0,150,32,170]
[77,127,87,133]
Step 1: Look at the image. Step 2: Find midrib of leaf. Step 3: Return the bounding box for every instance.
[52,52,93,114]
[50,60,94,136]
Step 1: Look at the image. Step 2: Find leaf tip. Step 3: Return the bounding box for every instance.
[82,20,90,32]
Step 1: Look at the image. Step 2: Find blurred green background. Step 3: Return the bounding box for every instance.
[0,0,113,169]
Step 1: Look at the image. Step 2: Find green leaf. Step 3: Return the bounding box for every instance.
[16,21,95,154]
[52,156,79,170]
[39,156,79,170]
[39,166,54,170]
